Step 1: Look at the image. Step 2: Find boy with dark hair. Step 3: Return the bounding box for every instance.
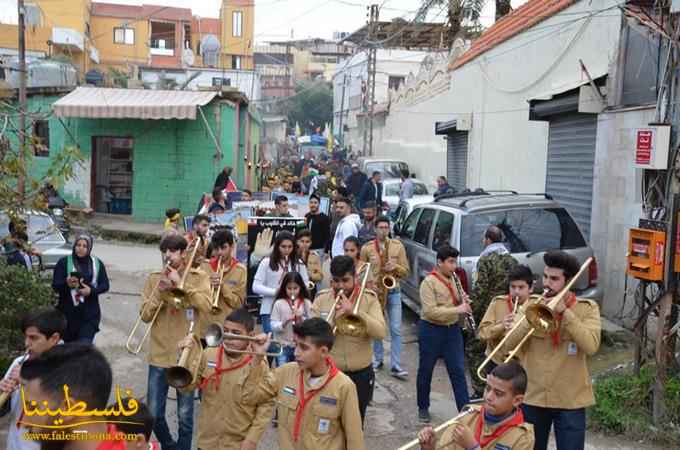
[178,309,273,450]
[311,255,386,425]
[244,318,365,450]
[478,265,537,377]
[297,229,323,289]
[19,343,119,449]
[417,245,472,424]
[112,399,158,450]
[186,214,210,266]
[501,251,600,450]
[304,194,331,258]
[141,234,212,450]
[0,309,66,450]
[417,362,534,450]
[269,195,293,218]
[200,230,247,336]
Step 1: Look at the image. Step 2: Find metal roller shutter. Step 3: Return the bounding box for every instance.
[545,113,597,240]
[446,131,468,191]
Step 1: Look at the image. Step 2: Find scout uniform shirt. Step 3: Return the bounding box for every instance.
[436,405,534,450]
[241,359,365,450]
[304,251,324,284]
[140,267,212,368]
[478,295,540,364]
[199,257,247,335]
[185,231,209,265]
[419,272,461,326]
[359,238,409,304]
[500,294,601,409]
[311,288,386,371]
[182,346,274,450]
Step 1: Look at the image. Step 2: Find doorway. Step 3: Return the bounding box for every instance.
[92,137,134,214]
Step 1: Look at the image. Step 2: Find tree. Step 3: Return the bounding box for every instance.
[432,0,487,48]
[496,0,512,21]
[284,80,333,136]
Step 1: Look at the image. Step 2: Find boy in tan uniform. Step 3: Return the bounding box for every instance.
[311,255,386,425]
[140,234,212,450]
[501,251,600,450]
[178,309,274,450]
[297,229,323,288]
[243,318,366,450]
[417,245,472,424]
[360,215,410,379]
[185,214,210,265]
[201,230,247,335]
[478,265,537,377]
[417,362,534,450]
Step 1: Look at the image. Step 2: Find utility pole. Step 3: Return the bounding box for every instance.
[365,4,379,156]
[338,73,347,148]
[17,0,27,199]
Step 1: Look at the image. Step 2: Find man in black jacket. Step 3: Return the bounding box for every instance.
[345,163,368,202]
[305,194,331,258]
[358,171,383,210]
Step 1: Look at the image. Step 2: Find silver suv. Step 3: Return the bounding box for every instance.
[394,192,603,311]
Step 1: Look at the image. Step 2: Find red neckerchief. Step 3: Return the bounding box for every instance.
[373,238,384,257]
[474,407,525,448]
[550,292,577,347]
[429,271,460,306]
[287,297,307,326]
[209,257,239,275]
[96,424,127,450]
[293,357,339,442]
[199,348,253,392]
[506,294,513,313]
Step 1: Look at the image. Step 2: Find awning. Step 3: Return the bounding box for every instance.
[53,87,218,120]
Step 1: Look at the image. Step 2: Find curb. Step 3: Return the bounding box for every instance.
[72,225,162,245]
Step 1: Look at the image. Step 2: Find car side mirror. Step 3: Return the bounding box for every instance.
[393,223,401,235]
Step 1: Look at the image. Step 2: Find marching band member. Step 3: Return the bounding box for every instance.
[417,362,534,450]
[243,318,365,450]
[271,272,314,366]
[140,234,212,450]
[111,398,160,450]
[311,256,386,425]
[478,265,536,377]
[201,230,247,336]
[177,309,274,450]
[501,251,600,450]
[360,215,410,380]
[297,229,323,290]
[417,245,472,424]
[185,214,210,264]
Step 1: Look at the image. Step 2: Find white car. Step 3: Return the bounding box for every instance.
[383,178,432,214]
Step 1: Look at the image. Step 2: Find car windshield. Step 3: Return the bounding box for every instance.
[0,213,62,243]
[384,183,400,196]
[384,182,428,197]
[459,207,586,257]
[366,162,408,178]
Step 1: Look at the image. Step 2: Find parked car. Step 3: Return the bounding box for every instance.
[357,158,410,180]
[0,210,72,270]
[391,197,434,231]
[394,192,602,312]
[382,178,432,214]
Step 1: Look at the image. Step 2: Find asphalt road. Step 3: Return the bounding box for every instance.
[0,240,664,450]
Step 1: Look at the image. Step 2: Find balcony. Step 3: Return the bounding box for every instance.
[51,28,84,52]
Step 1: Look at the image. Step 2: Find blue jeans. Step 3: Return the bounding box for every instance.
[416,320,469,412]
[147,365,194,450]
[260,314,271,333]
[373,288,403,370]
[523,404,586,450]
[277,345,295,367]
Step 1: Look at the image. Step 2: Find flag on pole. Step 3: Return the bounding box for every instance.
[327,124,334,153]
[295,122,301,138]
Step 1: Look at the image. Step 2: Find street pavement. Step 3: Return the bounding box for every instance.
[0,240,664,450]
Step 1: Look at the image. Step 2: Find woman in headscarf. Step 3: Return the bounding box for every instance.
[52,234,110,343]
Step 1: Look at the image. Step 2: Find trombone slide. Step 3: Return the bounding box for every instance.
[397,407,475,450]
[0,351,29,409]
[211,259,224,313]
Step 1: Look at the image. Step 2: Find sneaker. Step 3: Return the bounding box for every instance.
[418,409,431,423]
[390,367,408,380]
[372,360,384,370]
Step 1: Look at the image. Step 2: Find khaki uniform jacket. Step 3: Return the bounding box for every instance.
[311,289,386,372]
[478,295,540,364]
[140,269,212,368]
[500,296,601,409]
[359,238,409,297]
[436,405,534,450]
[305,252,324,283]
[242,361,365,450]
[199,260,247,335]
[185,232,208,265]
[183,347,274,450]
[419,273,460,326]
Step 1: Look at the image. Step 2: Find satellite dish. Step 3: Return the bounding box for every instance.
[200,34,221,67]
[182,48,195,67]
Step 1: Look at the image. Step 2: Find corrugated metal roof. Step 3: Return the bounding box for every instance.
[52,87,218,120]
[449,0,577,71]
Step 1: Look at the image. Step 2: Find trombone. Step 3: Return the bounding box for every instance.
[210,258,224,313]
[204,323,286,357]
[397,407,475,450]
[125,268,168,355]
[332,263,371,337]
[0,350,29,410]
[476,257,594,381]
[168,237,203,308]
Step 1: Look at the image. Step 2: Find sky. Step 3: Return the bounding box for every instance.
[0,0,528,42]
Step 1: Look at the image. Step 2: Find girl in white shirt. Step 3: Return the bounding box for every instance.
[270,272,313,366]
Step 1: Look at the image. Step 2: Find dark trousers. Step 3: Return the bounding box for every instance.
[417,320,469,412]
[523,404,586,450]
[345,365,374,426]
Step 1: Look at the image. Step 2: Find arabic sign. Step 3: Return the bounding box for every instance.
[635,129,653,165]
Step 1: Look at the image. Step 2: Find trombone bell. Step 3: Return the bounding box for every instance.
[307,281,315,291]
[166,333,203,389]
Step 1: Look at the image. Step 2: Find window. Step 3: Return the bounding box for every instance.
[232,11,243,37]
[620,21,666,106]
[212,77,231,87]
[413,182,429,195]
[365,161,408,179]
[413,208,435,246]
[114,27,135,45]
[388,75,405,90]
[232,55,242,70]
[184,24,191,50]
[150,21,176,55]
[32,120,49,157]
[384,183,399,196]
[432,211,454,250]
[459,208,587,258]
[400,209,421,240]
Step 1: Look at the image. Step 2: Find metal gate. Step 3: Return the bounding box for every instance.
[446,131,468,191]
[545,113,597,240]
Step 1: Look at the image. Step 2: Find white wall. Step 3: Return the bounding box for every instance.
[139,68,262,101]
